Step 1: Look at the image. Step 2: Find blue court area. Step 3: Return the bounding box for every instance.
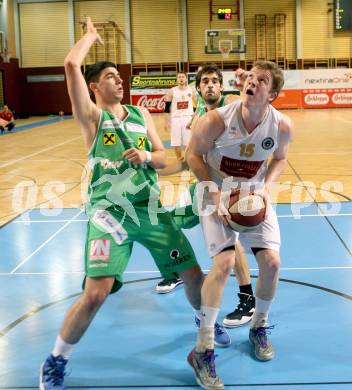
[1,203,352,389]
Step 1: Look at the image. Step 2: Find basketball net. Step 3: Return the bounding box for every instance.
[219,40,232,60]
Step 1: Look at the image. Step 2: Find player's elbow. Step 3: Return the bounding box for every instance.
[64,58,81,72]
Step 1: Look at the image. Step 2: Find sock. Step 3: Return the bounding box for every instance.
[193,309,202,320]
[251,296,273,328]
[52,335,74,360]
[195,306,219,352]
[239,284,253,296]
[200,305,219,328]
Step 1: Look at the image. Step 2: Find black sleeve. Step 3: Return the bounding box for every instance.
[164,101,172,113]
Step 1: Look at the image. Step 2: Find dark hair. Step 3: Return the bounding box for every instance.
[195,64,223,90]
[84,61,117,84]
[252,60,284,93]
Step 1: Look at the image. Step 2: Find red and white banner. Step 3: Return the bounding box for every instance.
[131,69,352,111]
[131,91,167,113]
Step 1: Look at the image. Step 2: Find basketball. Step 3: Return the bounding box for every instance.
[227,191,267,232]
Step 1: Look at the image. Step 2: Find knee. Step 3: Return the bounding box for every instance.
[261,253,280,276]
[180,266,204,288]
[213,253,234,283]
[83,288,110,310]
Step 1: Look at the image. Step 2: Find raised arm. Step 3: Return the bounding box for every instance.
[64,17,102,148]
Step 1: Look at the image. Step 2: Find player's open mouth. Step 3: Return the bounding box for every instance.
[246,89,254,95]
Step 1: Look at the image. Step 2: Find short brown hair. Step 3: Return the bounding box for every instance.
[253,60,284,94]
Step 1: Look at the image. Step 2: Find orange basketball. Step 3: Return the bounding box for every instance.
[227,191,266,232]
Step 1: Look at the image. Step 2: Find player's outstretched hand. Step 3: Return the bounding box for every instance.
[86,17,104,45]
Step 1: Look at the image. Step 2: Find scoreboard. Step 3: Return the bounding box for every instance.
[335,0,352,31]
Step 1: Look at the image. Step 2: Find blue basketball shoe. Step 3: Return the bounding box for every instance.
[40,354,67,389]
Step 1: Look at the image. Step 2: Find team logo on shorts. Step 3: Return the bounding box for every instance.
[262,137,274,150]
[89,239,111,261]
[103,132,116,145]
[170,249,180,260]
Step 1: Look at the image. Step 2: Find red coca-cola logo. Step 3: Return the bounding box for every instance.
[132,94,166,113]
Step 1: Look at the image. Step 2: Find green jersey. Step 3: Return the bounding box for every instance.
[195,95,226,117]
[87,105,159,215]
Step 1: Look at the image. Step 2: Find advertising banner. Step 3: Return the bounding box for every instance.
[130,92,166,113]
[274,68,352,109]
[130,75,177,113]
[131,69,352,111]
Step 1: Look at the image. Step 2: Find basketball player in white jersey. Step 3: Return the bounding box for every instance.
[186,60,293,390]
[164,72,196,161]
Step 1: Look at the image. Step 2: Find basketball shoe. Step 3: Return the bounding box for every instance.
[249,325,275,361]
[40,354,67,389]
[223,293,255,327]
[155,277,184,293]
[188,348,224,390]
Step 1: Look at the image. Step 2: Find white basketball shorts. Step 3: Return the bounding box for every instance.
[200,203,281,257]
[170,115,192,147]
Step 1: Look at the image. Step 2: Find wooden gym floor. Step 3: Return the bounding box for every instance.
[0,108,352,227]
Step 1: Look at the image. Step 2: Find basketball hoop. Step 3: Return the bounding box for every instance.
[219,40,232,59]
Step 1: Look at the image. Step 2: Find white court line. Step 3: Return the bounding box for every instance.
[277,213,352,218]
[0,135,82,169]
[12,219,89,223]
[9,209,84,274]
[2,266,352,276]
[8,212,352,224]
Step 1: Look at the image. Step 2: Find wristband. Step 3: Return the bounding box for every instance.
[145,151,152,163]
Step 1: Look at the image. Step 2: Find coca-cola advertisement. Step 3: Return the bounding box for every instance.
[131,94,166,113]
[130,75,177,113]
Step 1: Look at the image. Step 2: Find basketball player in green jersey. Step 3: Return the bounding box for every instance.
[157,64,256,329]
[39,17,204,390]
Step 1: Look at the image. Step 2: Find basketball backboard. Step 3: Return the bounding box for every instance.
[205,29,246,54]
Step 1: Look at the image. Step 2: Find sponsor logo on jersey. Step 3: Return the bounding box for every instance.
[89,239,111,261]
[177,101,189,110]
[261,137,274,150]
[126,122,147,134]
[103,132,116,145]
[100,159,124,170]
[102,119,122,129]
[165,253,192,268]
[92,210,128,245]
[137,136,146,150]
[170,249,180,259]
[220,156,264,179]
